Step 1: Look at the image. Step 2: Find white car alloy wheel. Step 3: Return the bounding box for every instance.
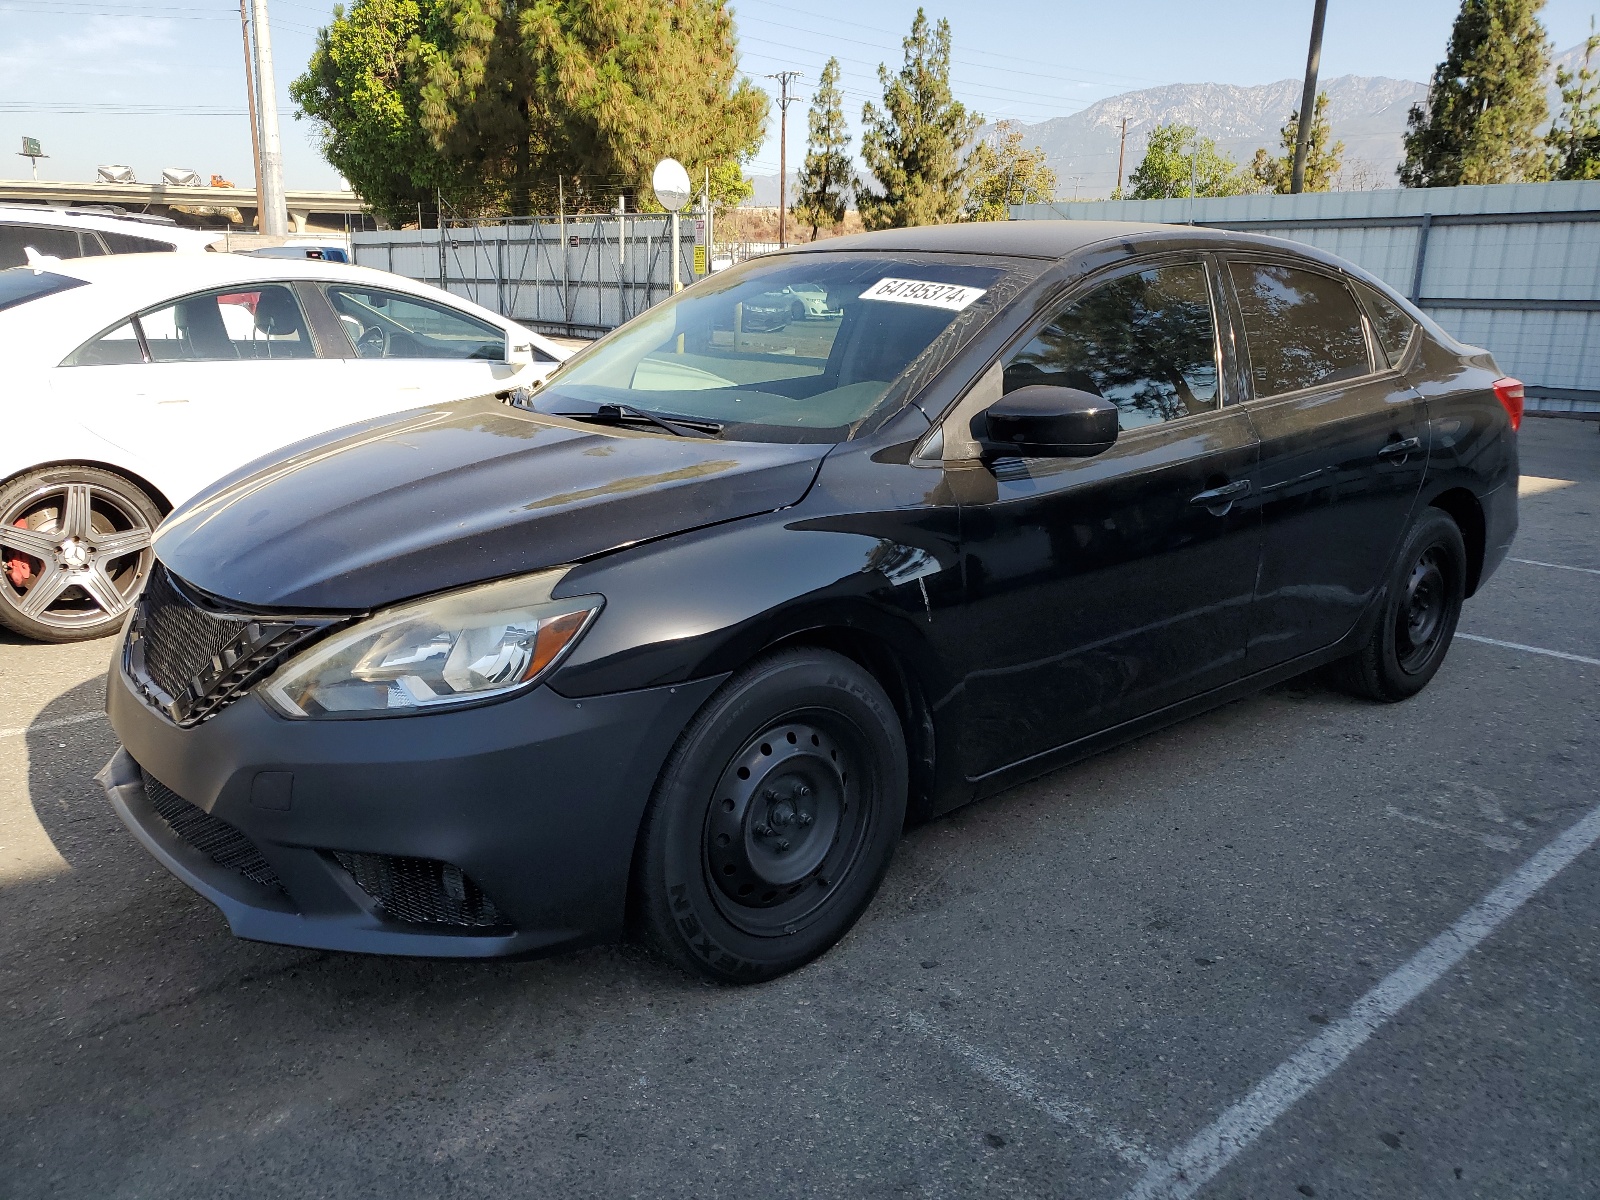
[0,467,160,642]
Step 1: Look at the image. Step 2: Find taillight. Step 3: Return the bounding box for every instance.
[1493,377,1524,432]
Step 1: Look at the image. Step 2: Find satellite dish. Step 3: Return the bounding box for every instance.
[652,158,693,213]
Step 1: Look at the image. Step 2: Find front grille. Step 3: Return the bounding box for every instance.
[141,769,282,890]
[333,852,510,929]
[124,562,348,727]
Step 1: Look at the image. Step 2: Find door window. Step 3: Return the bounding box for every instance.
[136,284,315,362]
[1003,261,1220,431]
[63,320,145,366]
[1352,280,1416,368]
[99,231,174,254]
[323,285,506,360]
[1229,262,1371,398]
[0,223,86,267]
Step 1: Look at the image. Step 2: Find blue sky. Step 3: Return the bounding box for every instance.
[2,0,1597,192]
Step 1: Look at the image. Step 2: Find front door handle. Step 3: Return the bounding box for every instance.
[1377,436,1422,460]
[1189,479,1251,507]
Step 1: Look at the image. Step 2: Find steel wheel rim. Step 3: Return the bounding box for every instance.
[1396,546,1447,673]
[702,713,874,937]
[0,482,153,630]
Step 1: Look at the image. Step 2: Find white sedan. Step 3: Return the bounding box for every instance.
[0,253,568,642]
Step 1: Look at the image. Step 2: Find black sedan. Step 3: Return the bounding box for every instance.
[99,221,1520,982]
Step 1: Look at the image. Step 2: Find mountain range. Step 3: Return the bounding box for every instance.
[742,43,1591,206]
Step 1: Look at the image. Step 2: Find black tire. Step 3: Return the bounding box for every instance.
[1331,507,1466,702]
[790,300,807,322]
[634,648,907,983]
[0,465,161,643]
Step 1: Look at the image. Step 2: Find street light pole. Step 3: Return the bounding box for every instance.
[248,0,288,235]
[1291,0,1329,194]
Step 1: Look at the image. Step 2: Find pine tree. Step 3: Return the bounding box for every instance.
[1548,24,1600,180]
[791,58,852,239]
[1400,0,1552,187]
[964,122,1057,220]
[1127,124,1253,199]
[858,8,982,230]
[1251,91,1345,193]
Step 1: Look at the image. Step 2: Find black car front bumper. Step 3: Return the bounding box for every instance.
[101,663,723,957]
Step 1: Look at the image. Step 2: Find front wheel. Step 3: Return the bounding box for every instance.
[1330,507,1466,702]
[0,466,161,643]
[633,648,907,983]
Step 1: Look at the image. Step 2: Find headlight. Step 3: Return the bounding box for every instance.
[262,569,601,719]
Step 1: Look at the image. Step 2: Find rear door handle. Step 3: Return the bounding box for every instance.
[1377,436,1422,459]
[1190,479,1251,507]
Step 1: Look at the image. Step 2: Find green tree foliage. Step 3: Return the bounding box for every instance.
[1400,0,1552,187]
[858,8,982,229]
[290,0,473,226]
[1127,123,1253,199]
[963,122,1057,220]
[292,0,767,220]
[1250,91,1345,193]
[791,57,852,239]
[1548,25,1600,179]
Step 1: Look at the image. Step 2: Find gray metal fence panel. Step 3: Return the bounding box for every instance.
[351,215,700,338]
[1014,181,1600,407]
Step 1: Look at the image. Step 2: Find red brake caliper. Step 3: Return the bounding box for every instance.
[4,518,35,588]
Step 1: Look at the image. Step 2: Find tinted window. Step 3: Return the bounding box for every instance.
[324,285,505,360]
[1230,262,1370,397]
[0,223,84,268]
[64,320,145,366]
[138,284,315,362]
[0,267,87,312]
[1003,261,1219,430]
[1352,280,1416,368]
[99,231,175,254]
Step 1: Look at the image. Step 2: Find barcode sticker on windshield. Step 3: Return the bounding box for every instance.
[859,278,987,311]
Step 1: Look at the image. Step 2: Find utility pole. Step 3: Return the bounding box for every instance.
[1115,116,1129,198]
[766,71,803,248]
[1291,0,1329,194]
[238,0,263,214]
[249,0,288,235]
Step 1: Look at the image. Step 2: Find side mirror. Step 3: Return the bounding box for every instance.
[983,385,1120,457]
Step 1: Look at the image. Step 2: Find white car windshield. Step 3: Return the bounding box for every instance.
[532,253,1033,442]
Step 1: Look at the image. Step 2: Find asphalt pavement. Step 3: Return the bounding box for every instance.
[1,418,1596,1200]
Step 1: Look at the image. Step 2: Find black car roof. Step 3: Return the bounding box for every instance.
[779,218,1345,268]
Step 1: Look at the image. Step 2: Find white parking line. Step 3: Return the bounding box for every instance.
[1456,633,1600,667]
[0,711,104,741]
[1120,799,1600,1200]
[1509,557,1600,577]
[905,1011,1158,1168]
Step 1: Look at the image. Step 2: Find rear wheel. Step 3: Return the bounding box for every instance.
[1331,508,1466,702]
[634,648,907,983]
[0,466,160,642]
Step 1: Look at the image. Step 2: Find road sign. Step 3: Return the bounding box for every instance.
[693,245,707,275]
[21,137,42,158]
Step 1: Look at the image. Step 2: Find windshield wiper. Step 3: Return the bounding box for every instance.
[554,402,722,440]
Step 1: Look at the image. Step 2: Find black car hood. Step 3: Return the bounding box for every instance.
[155,398,829,610]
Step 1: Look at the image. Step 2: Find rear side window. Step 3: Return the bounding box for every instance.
[1352,280,1416,368]
[1004,260,1220,431]
[0,267,88,312]
[138,284,316,361]
[0,223,85,268]
[99,231,175,254]
[1229,262,1371,398]
[324,284,506,360]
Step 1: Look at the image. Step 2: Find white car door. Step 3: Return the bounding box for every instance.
[317,282,552,406]
[52,283,350,504]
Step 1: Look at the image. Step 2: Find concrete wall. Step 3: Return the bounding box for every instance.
[1013,182,1600,415]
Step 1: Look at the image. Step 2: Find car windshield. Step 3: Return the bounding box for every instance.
[532,253,1029,442]
[0,267,87,313]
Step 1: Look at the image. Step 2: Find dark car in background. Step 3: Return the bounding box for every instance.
[98,221,1519,983]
